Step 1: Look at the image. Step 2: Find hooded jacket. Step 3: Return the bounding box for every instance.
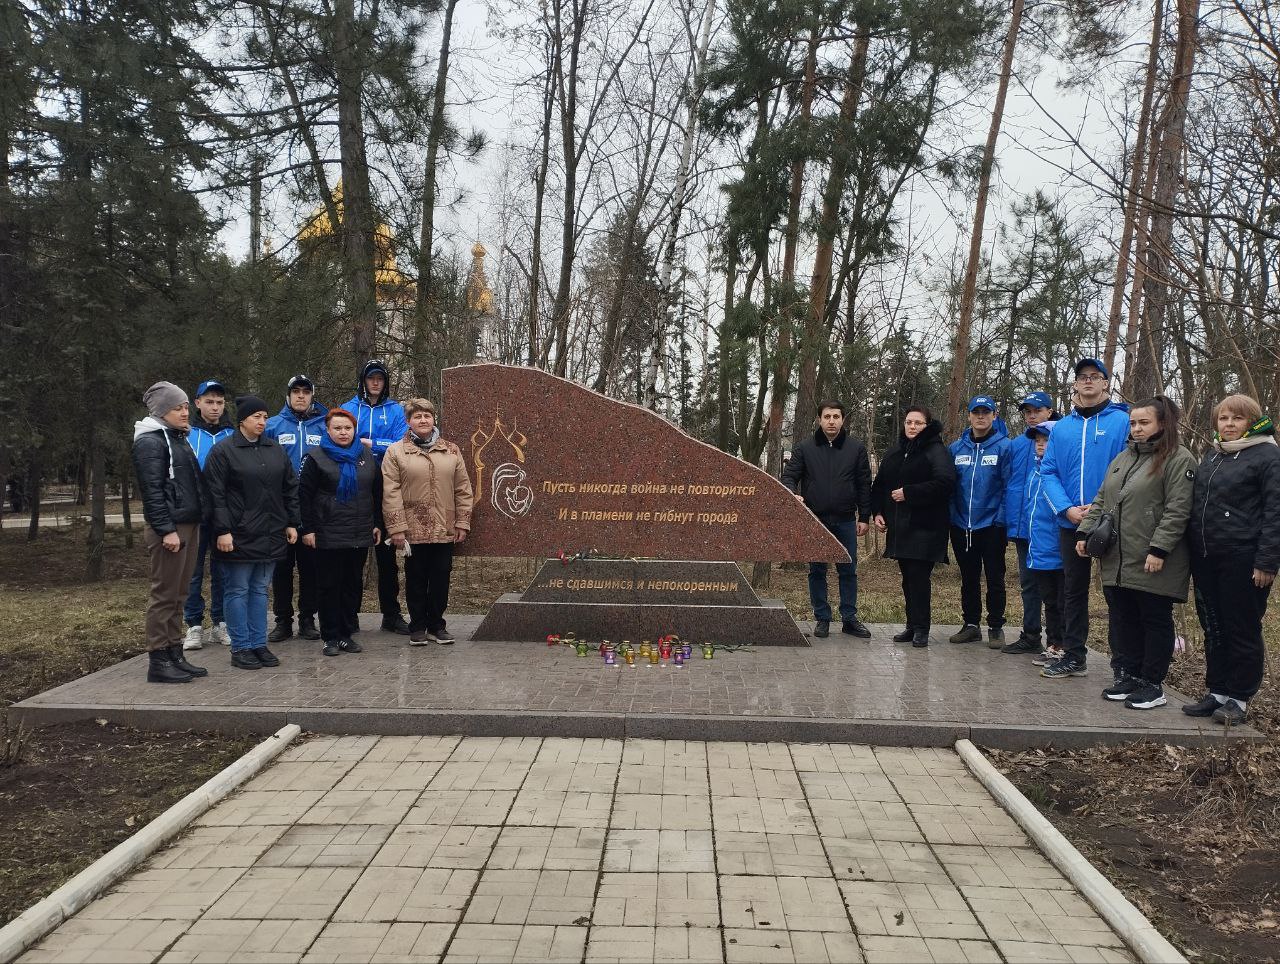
[948,420,1011,531]
[382,431,475,544]
[1189,438,1280,571]
[132,418,207,535]
[871,419,955,563]
[1040,400,1131,528]
[341,360,409,463]
[781,428,873,522]
[187,412,235,469]
[299,444,384,549]
[1022,452,1063,571]
[266,402,329,473]
[1004,416,1060,540]
[1077,437,1196,600]
[204,431,301,562]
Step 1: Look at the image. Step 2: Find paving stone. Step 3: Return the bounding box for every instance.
[162,919,323,961]
[21,917,188,960]
[194,791,326,827]
[463,868,598,925]
[535,737,625,765]
[372,824,501,868]
[719,875,850,932]
[789,744,881,775]
[611,793,712,830]
[362,735,462,763]
[146,824,289,870]
[712,797,817,835]
[907,803,1029,847]
[886,773,993,808]
[797,770,900,803]
[714,832,829,877]
[448,736,542,764]
[404,789,516,825]
[278,736,379,764]
[856,933,999,963]
[588,925,724,963]
[332,760,445,792]
[617,764,710,796]
[243,760,357,793]
[593,872,720,927]
[255,824,394,867]
[334,866,479,923]
[297,788,419,825]
[620,740,708,769]
[508,789,614,827]
[723,928,862,963]
[522,761,620,793]
[933,845,1074,890]
[825,839,951,885]
[75,867,246,921]
[709,767,805,799]
[808,798,922,842]
[204,866,362,920]
[301,921,452,963]
[604,829,716,872]
[961,886,1125,947]
[444,923,587,963]
[431,760,535,791]
[992,942,1136,963]
[706,743,796,772]
[837,879,984,940]
[487,826,607,869]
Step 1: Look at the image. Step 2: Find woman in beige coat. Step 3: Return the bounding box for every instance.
[382,398,474,644]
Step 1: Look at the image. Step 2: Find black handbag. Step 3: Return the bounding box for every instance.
[1084,513,1116,558]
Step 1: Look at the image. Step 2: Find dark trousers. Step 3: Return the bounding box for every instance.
[272,541,317,623]
[1103,585,1175,685]
[374,541,403,618]
[809,517,858,622]
[1032,568,1065,649]
[898,558,936,632]
[950,525,1007,629]
[405,542,454,633]
[316,547,368,642]
[1193,554,1270,702]
[1058,528,1094,663]
[1012,538,1043,636]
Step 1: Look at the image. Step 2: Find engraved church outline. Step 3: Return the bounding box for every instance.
[470,414,534,520]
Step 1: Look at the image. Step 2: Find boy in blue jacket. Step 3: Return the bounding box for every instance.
[342,360,410,634]
[1020,421,1065,660]
[266,374,328,642]
[1001,391,1058,654]
[948,396,1012,646]
[1038,359,1130,678]
[183,379,235,651]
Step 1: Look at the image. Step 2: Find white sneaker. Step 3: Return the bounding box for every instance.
[211,622,231,646]
[183,624,204,651]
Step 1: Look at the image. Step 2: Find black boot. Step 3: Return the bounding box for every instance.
[892,626,915,643]
[168,644,208,678]
[147,649,193,683]
[298,616,321,640]
[381,614,411,635]
[912,627,930,648]
[268,620,294,643]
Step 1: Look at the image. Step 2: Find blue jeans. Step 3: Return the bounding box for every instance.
[809,518,858,622]
[183,522,225,627]
[223,561,275,652]
[1013,538,1042,636]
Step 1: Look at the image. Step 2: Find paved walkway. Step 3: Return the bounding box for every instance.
[19,737,1137,964]
[17,619,1254,749]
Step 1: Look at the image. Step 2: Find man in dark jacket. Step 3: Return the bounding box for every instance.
[782,400,872,638]
[131,381,211,684]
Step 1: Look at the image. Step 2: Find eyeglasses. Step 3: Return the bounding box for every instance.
[1075,374,1107,383]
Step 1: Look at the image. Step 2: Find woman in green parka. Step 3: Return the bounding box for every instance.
[1075,395,1196,711]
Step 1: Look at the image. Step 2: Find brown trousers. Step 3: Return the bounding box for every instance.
[145,523,200,652]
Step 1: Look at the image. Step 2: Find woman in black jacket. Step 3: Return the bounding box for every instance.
[872,407,956,647]
[131,381,210,684]
[1185,394,1280,726]
[205,395,300,671]
[300,409,383,656]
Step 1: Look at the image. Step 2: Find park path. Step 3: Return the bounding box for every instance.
[20,737,1136,964]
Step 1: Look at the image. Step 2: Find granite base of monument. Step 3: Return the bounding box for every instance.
[472,560,810,647]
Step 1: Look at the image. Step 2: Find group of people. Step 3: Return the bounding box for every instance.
[131,360,473,683]
[785,357,1279,724]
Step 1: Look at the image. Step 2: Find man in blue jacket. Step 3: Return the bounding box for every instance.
[1038,359,1131,679]
[342,360,410,634]
[265,374,328,642]
[948,395,1013,646]
[183,379,235,651]
[1000,391,1059,654]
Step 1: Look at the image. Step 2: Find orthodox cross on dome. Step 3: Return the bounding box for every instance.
[464,242,495,314]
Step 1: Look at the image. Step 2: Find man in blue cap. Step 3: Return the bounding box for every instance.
[1039,358,1130,679]
[183,378,235,651]
[1000,390,1059,655]
[948,395,1012,646]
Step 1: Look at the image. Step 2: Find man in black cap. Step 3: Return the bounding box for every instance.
[265,375,327,641]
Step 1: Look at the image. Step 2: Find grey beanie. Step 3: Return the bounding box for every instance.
[143,381,189,419]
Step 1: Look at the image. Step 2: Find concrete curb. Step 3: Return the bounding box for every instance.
[955,738,1186,964]
[0,724,301,963]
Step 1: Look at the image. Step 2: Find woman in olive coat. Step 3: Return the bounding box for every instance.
[1075,395,1196,710]
[872,406,956,647]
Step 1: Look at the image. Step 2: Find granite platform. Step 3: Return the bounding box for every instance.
[14,618,1260,750]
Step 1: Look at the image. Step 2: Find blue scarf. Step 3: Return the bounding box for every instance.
[319,434,361,503]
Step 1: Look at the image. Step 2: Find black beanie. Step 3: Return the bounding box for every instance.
[236,395,270,422]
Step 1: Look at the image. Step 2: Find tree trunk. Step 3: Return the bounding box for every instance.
[25,458,40,542]
[550,0,588,377]
[333,0,380,364]
[120,455,133,549]
[944,0,1024,434]
[417,0,460,315]
[1103,0,1163,374]
[86,426,106,581]
[530,60,555,367]
[717,243,738,451]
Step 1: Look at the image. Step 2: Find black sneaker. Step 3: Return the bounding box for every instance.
[1000,636,1042,655]
[253,646,281,667]
[1040,657,1087,679]
[430,628,455,645]
[813,620,830,638]
[986,628,1005,649]
[1213,701,1247,726]
[338,638,363,653]
[911,628,930,648]
[323,640,341,657]
[232,649,262,670]
[1181,693,1222,717]
[949,624,982,644]
[297,616,321,640]
[842,619,872,639]
[1124,683,1167,710]
[381,615,411,635]
[1102,674,1142,701]
[267,621,293,643]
